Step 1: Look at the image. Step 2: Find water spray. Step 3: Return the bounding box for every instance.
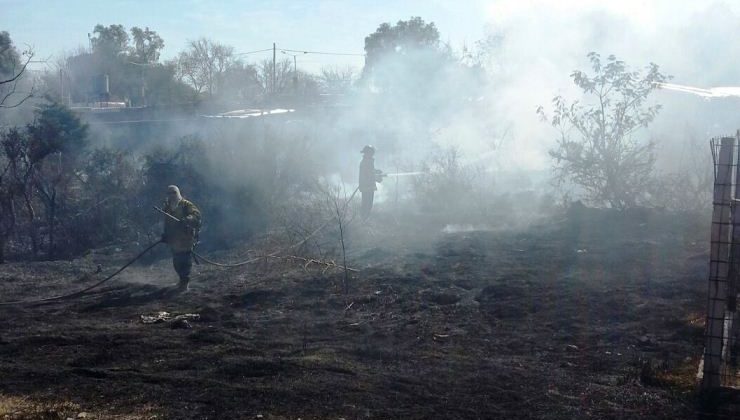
[655,82,740,99]
[381,171,426,177]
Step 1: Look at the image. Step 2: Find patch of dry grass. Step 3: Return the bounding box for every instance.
[0,394,79,419]
[0,394,160,420]
[657,356,702,392]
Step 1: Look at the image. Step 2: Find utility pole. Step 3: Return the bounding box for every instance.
[292,55,297,93]
[272,42,276,96]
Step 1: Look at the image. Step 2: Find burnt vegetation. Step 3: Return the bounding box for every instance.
[0,12,723,420]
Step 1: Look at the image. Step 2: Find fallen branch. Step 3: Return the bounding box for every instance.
[257,254,359,272]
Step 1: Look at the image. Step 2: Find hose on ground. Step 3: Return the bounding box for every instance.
[0,240,163,306]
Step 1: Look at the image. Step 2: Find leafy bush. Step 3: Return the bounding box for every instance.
[538,53,670,209]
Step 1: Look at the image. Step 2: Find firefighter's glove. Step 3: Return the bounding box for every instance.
[375,169,384,183]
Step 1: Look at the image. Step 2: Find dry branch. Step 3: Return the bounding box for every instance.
[258,254,359,272]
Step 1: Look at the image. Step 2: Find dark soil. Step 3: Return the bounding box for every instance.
[0,206,720,419]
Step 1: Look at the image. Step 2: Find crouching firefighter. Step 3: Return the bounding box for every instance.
[359,145,384,220]
[160,185,201,291]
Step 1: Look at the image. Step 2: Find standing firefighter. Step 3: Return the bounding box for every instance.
[160,185,201,291]
[359,145,383,219]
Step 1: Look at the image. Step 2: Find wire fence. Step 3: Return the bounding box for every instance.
[705,135,740,391]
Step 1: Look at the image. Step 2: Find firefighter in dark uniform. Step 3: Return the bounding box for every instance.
[161,185,201,290]
[359,145,383,219]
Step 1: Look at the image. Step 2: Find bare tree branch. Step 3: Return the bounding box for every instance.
[0,48,34,109]
[0,49,32,85]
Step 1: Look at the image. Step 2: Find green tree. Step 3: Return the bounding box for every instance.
[130,26,164,63]
[143,62,195,105]
[90,24,129,57]
[363,16,440,76]
[538,53,670,209]
[61,24,188,106]
[27,102,88,161]
[27,102,89,258]
[357,17,484,136]
[0,31,20,76]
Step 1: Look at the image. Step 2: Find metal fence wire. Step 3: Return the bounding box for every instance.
[705,136,740,390]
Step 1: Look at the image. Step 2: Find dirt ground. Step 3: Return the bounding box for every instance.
[0,205,726,419]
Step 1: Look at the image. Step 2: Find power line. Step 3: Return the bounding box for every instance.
[280,48,365,57]
[235,48,273,56]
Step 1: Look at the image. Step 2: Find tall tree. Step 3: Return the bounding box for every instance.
[130,26,164,63]
[358,17,481,132]
[175,38,234,96]
[90,24,129,57]
[363,17,440,77]
[219,62,260,103]
[26,102,89,258]
[0,31,20,76]
[254,58,292,97]
[59,25,189,106]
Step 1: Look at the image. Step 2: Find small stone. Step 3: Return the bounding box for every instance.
[560,361,575,368]
[77,413,89,419]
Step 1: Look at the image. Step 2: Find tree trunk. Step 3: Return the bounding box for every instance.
[48,190,56,260]
[22,190,38,257]
[0,233,6,264]
[0,200,16,264]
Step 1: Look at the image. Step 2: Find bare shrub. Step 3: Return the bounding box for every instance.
[412,146,475,216]
[648,134,713,214]
[538,53,670,209]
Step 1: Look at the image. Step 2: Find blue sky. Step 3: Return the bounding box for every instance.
[2,0,489,72]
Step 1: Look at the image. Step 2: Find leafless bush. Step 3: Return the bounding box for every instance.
[412,146,475,216]
[271,189,332,255]
[324,185,353,294]
[319,66,357,94]
[647,135,712,214]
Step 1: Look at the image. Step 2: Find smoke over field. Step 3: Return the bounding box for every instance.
[0,1,737,418]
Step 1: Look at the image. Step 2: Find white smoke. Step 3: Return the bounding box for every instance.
[478,0,740,171]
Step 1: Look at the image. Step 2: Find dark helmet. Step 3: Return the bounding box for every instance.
[361,145,376,155]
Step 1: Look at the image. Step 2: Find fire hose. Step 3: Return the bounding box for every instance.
[0,239,163,306]
[0,187,362,306]
[155,187,361,268]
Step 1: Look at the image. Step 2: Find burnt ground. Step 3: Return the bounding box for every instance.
[0,206,723,419]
